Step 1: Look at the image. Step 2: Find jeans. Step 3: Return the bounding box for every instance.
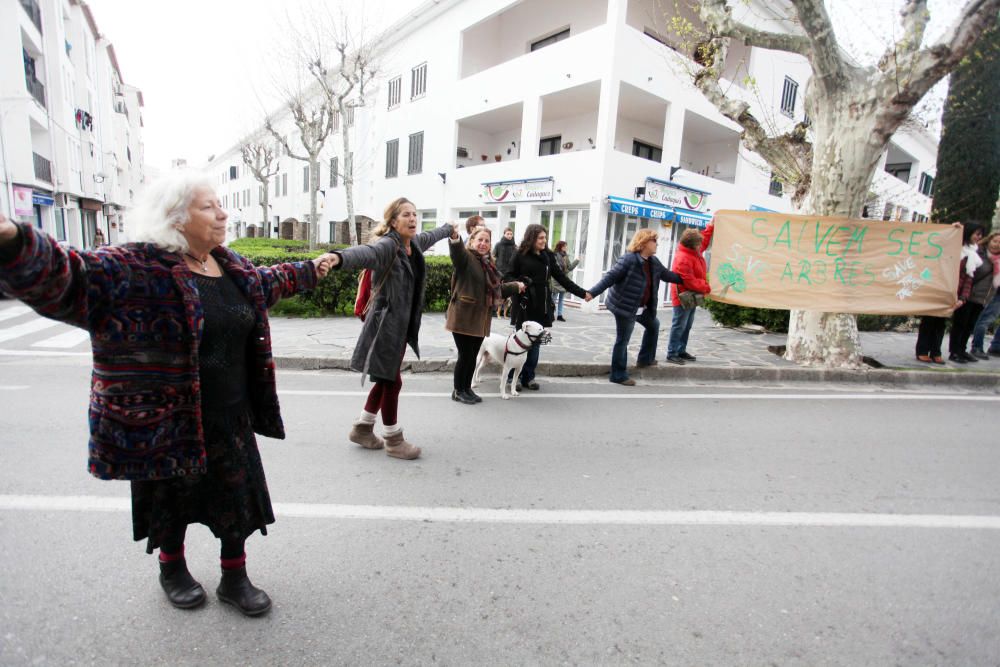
[554,292,566,316]
[611,309,659,382]
[667,306,697,357]
[971,292,1000,352]
[517,340,541,384]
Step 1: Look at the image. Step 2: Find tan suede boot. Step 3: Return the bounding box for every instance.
[349,422,384,450]
[384,430,421,460]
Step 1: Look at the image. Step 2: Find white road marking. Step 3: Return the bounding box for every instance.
[280,390,1000,402]
[0,317,61,344]
[31,328,90,349]
[0,348,90,357]
[1,494,998,530]
[0,306,31,322]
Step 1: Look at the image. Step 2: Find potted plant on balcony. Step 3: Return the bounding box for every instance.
[494,154,502,162]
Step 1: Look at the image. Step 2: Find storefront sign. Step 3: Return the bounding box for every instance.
[709,210,962,316]
[607,196,671,220]
[643,178,709,211]
[13,186,33,217]
[482,178,554,203]
[32,193,54,206]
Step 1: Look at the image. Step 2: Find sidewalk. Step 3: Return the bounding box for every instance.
[269,308,1000,390]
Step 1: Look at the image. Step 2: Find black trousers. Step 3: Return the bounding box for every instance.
[915,316,946,357]
[950,302,984,354]
[161,524,245,559]
[453,332,484,391]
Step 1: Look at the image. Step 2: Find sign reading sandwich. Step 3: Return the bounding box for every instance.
[708,210,962,317]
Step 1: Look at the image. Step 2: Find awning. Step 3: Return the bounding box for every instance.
[607,196,713,228]
[672,207,712,228]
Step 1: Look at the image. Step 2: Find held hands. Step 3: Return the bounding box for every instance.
[312,252,340,278]
[584,292,593,302]
[516,281,526,293]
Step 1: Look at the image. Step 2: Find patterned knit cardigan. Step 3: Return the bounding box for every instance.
[0,224,317,481]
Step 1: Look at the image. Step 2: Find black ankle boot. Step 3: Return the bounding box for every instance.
[217,566,272,616]
[159,559,206,609]
[463,389,483,403]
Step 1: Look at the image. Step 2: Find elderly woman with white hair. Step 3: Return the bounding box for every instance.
[0,171,337,616]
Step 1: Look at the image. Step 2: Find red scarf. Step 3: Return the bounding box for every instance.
[475,250,503,307]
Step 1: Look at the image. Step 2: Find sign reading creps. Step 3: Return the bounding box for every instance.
[708,210,962,316]
[482,178,554,203]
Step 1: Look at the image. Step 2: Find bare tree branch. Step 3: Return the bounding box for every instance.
[789,0,849,92]
[698,0,811,56]
[878,0,930,70]
[873,0,1000,142]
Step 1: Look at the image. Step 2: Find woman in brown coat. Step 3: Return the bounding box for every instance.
[446,227,524,403]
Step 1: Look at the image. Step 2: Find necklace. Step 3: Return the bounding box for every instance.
[184,252,210,273]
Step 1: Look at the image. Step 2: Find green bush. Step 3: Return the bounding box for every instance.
[235,246,455,317]
[703,298,918,333]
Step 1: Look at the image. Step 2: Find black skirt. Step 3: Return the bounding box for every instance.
[130,406,275,554]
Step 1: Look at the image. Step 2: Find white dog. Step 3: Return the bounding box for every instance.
[472,321,550,399]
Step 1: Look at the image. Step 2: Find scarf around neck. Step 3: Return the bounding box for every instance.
[961,244,983,277]
[474,250,503,307]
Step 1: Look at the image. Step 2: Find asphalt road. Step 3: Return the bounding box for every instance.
[1,355,999,666]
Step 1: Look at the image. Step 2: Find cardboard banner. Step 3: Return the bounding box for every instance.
[708,210,962,316]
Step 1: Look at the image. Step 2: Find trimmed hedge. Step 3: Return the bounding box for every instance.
[702,298,915,333]
[234,245,455,317]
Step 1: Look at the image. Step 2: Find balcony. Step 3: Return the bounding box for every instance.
[455,103,523,169]
[20,0,42,33]
[25,76,45,108]
[33,153,52,183]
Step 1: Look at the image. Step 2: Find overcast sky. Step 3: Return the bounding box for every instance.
[83,0,961,172]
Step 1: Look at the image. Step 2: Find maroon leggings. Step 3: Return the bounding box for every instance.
[364,370,403,425]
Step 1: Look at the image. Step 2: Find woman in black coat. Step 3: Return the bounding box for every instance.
[504,224,589,389]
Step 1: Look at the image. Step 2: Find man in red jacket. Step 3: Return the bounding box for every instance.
[666,223,714,364]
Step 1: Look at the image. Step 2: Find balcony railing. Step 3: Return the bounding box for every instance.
[25,76,45,108]
[33,153,52,183]
[20,0,42,33]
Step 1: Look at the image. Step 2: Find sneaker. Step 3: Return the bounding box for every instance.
[678,352,697,361]
[971,349,989,361]
[948,353,967,364]
[636,360,658,368]
[611,378,636,386]
[451,389,476,404]
[665,356,685,365]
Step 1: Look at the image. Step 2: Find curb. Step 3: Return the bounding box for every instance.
[274,356,1000,390]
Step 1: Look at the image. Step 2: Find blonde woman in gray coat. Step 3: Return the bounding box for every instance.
[327,198,455,459]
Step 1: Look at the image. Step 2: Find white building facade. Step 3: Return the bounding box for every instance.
[207,0,936,309]
[1,0,145,247]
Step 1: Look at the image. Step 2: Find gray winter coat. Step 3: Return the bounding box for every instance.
[335,224,453,381]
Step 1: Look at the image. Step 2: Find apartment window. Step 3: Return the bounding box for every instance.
[347,106,355,127]
[387,76,402,109]
[386,139,399,178]
[539,135,561,157]
[885,162,911,183]
[531,28,570,52]
[918,172,934,196]
[769,174,783,197]
[411,62,427,99]
[330,157,338,187]
[407,132,424,174]
[332,111,340,132]
[780,76,798,118]
[282,173,288,196]
[631,140,662,163]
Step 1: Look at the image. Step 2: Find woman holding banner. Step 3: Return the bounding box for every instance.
[915,222,984,364]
